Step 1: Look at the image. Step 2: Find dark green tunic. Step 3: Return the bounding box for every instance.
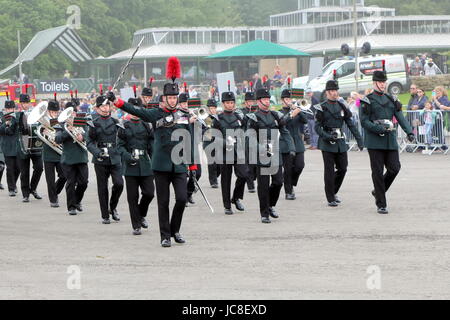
[86,116,122,166]
[280,107,308,153]
[315,100,363,153]
[0,116,18,157]
[359,92,412,150]
[55,126,89,165]
[117,119,154,177]
[118,102,193,173]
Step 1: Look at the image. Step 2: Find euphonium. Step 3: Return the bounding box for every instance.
[27,101,63,155]
[57,107,88,151]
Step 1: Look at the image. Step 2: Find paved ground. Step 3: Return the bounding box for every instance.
[1,150,449,300]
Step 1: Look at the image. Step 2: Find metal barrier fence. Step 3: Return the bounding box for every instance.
[343,110,449,155]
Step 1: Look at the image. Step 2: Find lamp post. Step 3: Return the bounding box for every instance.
[353,0,359,93]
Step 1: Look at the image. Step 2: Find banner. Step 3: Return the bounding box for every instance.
[36,79,72,94]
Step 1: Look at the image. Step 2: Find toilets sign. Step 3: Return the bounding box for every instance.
[37,79,72,93]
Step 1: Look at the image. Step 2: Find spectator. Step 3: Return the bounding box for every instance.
[408,87,428,110]
[189,85,198,98]
[432,86,450,111]
[64,70,71,79]
[424,58,441,76]
[305,88,319,150]
[263,74,271,89]
[272,65,283,88]
[242,80,250,93]
[407,84,418,109]
[253,74,262,90]
[80,98,91,113]
[420,101,438,145]
[348,91,361,114]
[410,57,423,76]
[420,54,427,67]
[152,87,160,102]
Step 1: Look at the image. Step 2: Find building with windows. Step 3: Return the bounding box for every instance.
[99,0,450,84]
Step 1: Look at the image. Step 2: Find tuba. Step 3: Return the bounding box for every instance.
[27,101,63,155]
[57,107,88,151]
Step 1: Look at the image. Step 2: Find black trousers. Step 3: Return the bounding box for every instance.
[44,161,66,203]
[321,151,348,203]
[368,149,401,208]
[19,154,43,197]
[94,164,124,219]
[125,175,155,230]
[62,163,89,211]
[282,152,305,194]
[220,164,248,209]
[246,164,257,190]
[0,160,4,185]
[187,164,202,197]
[4,156,20,192]
[208,163,221,186]
[256,165,283,218]
[154,171,187,241]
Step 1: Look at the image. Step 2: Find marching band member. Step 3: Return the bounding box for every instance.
[212,84,248,215]
[360,62,414,214]
[279,82,308,200]
[87,86,124,224]
[42,95,66,208]
[0,94,20,196]
[55,107,89,216]
[109,57,197,248]
[315,75,364,207]
[118,96,155,235]
[17,90,44,203]
[246,82,295,223]
[240,82,257,194]
[203,98,221,189]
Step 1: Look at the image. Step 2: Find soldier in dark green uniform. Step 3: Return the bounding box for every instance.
[279,88,308,200]
[140,78,154,108]
[17,93,44,202]
[240,86,258,194]
[359,66,414,214]
[87,93,124,224]
[0,134,4,190]
[246,87,295,223]
[203,98,221,188]
[212,89,248,215]
[109,56,197,248]
[315,79,364,207]
[0,97,20,196]
[42,98,66,208]
[118,97,155,235]
[55,110,89,216]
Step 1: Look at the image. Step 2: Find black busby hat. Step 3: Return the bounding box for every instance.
[4,91,15,109]
[47,93,59,111]
[281,89,291,99]
[164,57,181,96]
[245,92,256,101]
[159,95,164,103]
[96,95,107,107]
[207,99,217,108]
[142,77,154,97]
[179,93,190,103]
[325,80,339,91]
[65,101,76,110]
[222,80,235,102]
[128,97,142,107]
[70,90,80,106]
[256,88,271,100]
[19,94,30,103]
[373,60,387,82]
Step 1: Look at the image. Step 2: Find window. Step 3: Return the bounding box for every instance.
[336,62,356,78]
[196,32,203,44]
[212,31,218,43]
[174,31,181,44]
[234,31,240,43]
[188,31,196,44]
[249,30,255,41]
[256,31,263,40]
[219,31,226,43]
[241,31,248,43]
[270,30,278,43]
[204,31,211,44]
[226,31,233,44]
[182,31,188,43]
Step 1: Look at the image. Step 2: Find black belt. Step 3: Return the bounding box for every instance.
[98,142,116,148]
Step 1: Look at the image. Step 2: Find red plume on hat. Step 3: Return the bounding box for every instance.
[75,90,78,99]
[382,59,386,73]
[70,90,73,99]
[133,85,137,98]
[249,81,253,92]
[149,77,154,87]
[54,92,57,101]
[6,90,9,100]
[287,77,291,89]
[184,82,188,93]
[99,84,103,95]
[227,80,231,92]
[166,57,181,83]
[333,69,338,81]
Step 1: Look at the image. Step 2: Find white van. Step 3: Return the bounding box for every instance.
[293,54,410,98]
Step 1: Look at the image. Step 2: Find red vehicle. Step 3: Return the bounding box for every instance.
[0,83,37,109]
